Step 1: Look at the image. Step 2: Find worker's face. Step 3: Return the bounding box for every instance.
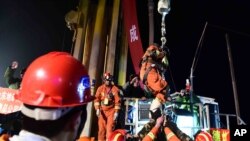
[104,79,112,86]
[132,77,140,87]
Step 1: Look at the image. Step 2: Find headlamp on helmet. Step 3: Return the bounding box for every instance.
[103,72,113,81]
[78,76,91,102]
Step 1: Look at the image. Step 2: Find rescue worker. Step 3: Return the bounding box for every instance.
[164,127,181,141]
[142,115,164,141]
[9,52,94,141]
[137,107,164,140]
[4,61,26,89]
[174,90,201,126]
[108,113,191,141]
[142,116,183,141]
[173,79,201,132]
[139,44,170,120]
[94,73,121,141]
[139,44,169,103]
[2,61,25,136]
[123,74,146,99]
[107,116,165,141]
[163,118,194,141]
[137,107,193,141]
[123,74,147,129]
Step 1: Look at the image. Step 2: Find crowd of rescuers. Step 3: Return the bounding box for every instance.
[93,44,194,140]
[94,72,180,141]
[106,43,195,141]
[0,45,197,141]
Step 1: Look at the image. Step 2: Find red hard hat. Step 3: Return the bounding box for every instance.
[17,51,94,108]
[103,72,113,81]
[108,129,126,141]
[195,130,213,141]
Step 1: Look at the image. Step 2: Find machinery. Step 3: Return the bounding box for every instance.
[122,94,231,140]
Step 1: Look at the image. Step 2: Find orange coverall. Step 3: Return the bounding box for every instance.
[94,84,121,141]
[140,45,168,103]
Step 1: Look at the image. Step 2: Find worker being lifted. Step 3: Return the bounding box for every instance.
[139,43,170,118]
[140,0,172,123]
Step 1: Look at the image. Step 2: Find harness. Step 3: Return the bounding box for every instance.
[141,58,166,97]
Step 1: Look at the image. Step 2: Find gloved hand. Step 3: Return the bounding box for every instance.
[155,115,164,128]
[113,112,118,121]
[96,109,100,117]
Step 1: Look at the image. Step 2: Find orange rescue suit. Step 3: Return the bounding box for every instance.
[94,84,121,141]
[140,45,168,103]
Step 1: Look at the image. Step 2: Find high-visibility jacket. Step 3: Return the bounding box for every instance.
[139,119,165,141]
[94,84,121,141]
[94,84,121,112]
[137,120,156,139]
[164,127,181,141]
[139,45,168,103]
[142,126,160,141]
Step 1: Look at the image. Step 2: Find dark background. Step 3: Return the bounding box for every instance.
[0,0,249,125]
[0,0,76,83]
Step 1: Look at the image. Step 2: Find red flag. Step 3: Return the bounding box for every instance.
[122,0,144,74]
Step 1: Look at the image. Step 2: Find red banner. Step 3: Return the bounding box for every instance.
[122,0,144,74]
[0,87,22,114]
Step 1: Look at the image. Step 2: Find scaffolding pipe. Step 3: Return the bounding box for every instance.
[225,34,241,125]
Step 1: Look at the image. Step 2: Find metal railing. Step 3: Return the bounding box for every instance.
[211,113,246,130]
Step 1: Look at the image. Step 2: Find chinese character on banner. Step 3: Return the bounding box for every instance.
[130,25,138,42]
[210,128,230,141]
[0,87,22,114]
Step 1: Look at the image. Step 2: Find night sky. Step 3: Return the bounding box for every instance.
[1,0,249,125]
[0,0,76,86]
